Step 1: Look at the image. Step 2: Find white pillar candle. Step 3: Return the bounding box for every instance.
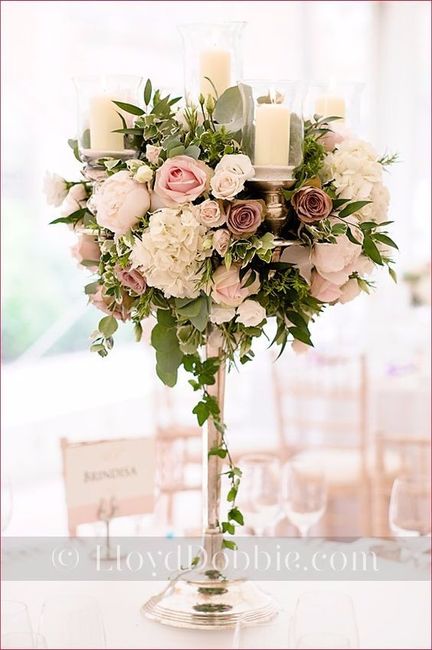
[89,96,125,151]
[314,94,346,120]
[254,103,291,166]
[199,48,231,97]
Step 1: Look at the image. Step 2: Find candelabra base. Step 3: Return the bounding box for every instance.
[142,576,277,629]
[247,165,296,236]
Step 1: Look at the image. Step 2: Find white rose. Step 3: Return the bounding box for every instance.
[94,170,150,235]
[145,145,162,164]
[215,154,255,180]
[134,164,154,184]
[210,303,236,324]
[61,183,87,216]
[210,169,246,200]
[131,206,207,298]
[339,278,361,304]
[43,172,68,206]
[197,199,226,227]
[236,299,266,327]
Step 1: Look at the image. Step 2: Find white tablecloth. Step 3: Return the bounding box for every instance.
[2,579,430,649]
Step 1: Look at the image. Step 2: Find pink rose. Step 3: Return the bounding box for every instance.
[198,199,226,227]
[310,272,342,303]
[90,286,132,321]
[146,144,162,164]
[114,265,147,294]
[321,129,346,152]
[154,155,213,207]
[226,200,265,237]
[213,229,231,256]
[212,264,260,307]
[71,234,100,271]
[291,186,333,224]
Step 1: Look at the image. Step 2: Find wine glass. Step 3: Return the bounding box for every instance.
[282,461,327,537]
[389,476,431,536]
[38,595,106,649]
[237,454,281,535]
[1,601,34,649]
[389,475,431,565]
[290,591,359,649]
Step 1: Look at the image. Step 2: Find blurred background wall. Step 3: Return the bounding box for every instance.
[1,1,430,535]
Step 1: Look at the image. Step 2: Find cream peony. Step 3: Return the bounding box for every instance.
[312,235,362,285]
[130,206,207,299]
[94,170,150,235]
[44,172,68,207]
[236,299,266,326]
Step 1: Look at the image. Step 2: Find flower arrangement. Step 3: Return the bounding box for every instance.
[46,80,397,547]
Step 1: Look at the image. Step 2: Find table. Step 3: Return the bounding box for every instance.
[2,578,430,649]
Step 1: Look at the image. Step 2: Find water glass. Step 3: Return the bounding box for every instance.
[237,454,280,535]
[282,461,327,537]
[38,595,106,649]
[1,601,34,648]
[290,591,359,649]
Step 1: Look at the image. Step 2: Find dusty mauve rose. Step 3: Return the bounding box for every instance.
[154,155,213,207]
[71,234,100,271]
[213,229,231,256]
[226,200,264,237]
[90,286,132,321]
[212,264,260,307]
[114,265,147,294]
[198,199,226,228]
[291,186,333,224]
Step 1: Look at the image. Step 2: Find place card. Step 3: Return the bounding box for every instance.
[61,437,155,536]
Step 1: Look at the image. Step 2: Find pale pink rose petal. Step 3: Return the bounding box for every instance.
[339,278,361,304]
[280,245,313,283]
[310,272,342,303]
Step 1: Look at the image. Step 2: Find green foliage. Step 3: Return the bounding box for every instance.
[150,309,183,387]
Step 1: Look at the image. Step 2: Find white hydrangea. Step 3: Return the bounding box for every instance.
[131,206,208,299]
[322,138,390,223]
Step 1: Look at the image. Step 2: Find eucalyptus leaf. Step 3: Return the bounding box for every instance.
[99,315,118,338]
[214,85,244,133]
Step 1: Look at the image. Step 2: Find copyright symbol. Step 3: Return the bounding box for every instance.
[51,547,80,571]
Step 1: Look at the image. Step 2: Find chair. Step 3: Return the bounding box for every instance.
[271,349,372,536]
[153,380,202,533]
[372,434,431,536]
